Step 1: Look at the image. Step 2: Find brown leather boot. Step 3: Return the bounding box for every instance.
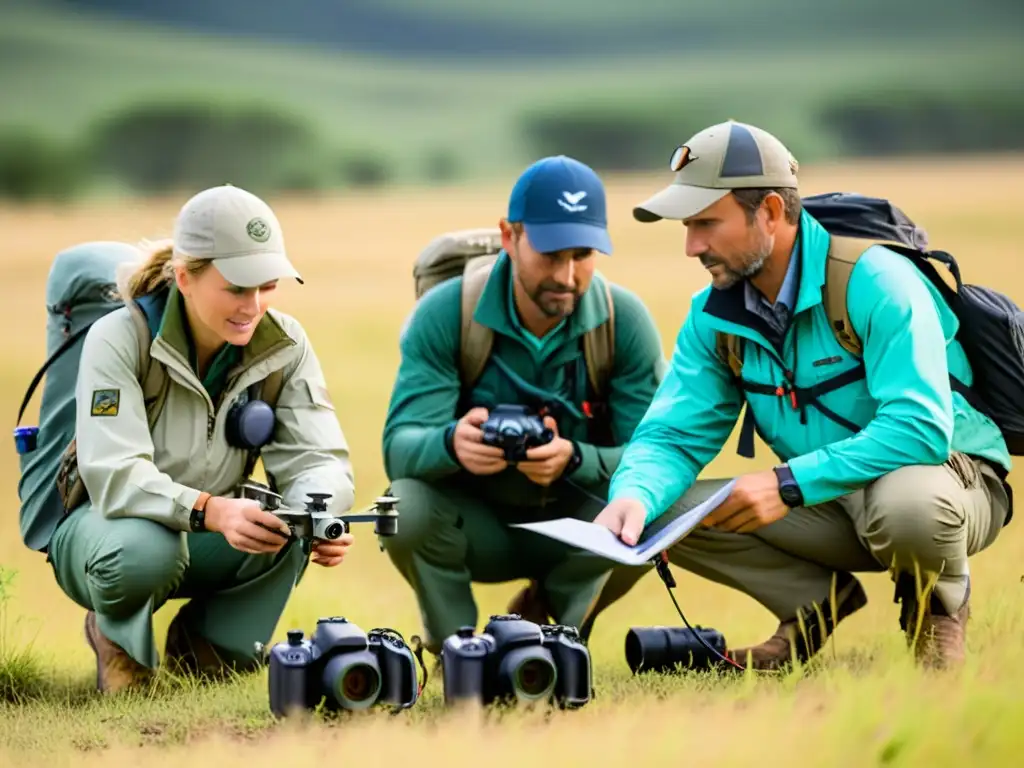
[727,573,868,671]
[163,612,241,681]
[506,580,551,625]
[84,611,152,694]
[896,573,970,670]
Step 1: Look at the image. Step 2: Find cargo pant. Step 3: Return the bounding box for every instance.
[380,476,615,653]
[578,452,1012,638]
[47,501,309,669]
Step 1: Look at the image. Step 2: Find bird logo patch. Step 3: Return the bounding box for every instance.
[91,389,120,417]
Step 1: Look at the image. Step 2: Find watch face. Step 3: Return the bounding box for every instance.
[781,486,801,506]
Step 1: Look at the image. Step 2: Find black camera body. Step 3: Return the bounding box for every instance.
[239,481,400,542]
[479,404,554,462]
[441,614,592,709]
[624,624,728,674]
[266,616,419,717]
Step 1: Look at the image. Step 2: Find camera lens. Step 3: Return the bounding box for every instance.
[625,626,726,674]
[323,522,343,540]
[341,665,379,702]
[322,655,382,710]
[515,659,555,698]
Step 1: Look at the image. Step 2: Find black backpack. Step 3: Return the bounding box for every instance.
[716,191,1024,462]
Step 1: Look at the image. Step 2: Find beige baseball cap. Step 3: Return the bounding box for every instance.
[633,120,800,223]
[172,184,303,287]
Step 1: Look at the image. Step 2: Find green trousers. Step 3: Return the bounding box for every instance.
[48,501,309,669]
[579,453,1012,639]
[381,476,616,652]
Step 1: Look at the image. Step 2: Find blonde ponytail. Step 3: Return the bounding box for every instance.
[114,238,212,301]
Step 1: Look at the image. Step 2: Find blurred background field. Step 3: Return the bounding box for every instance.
[1,0,1022,201]
[1,0,1023,764]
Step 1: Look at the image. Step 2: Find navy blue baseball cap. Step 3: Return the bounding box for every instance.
[507,155,612,255]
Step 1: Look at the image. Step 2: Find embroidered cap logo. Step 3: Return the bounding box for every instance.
[669,145,698,172]
[246,217,271,243]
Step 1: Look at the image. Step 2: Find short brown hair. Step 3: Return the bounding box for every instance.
[731,188,802,225]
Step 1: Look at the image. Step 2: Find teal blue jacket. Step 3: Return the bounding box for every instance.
[608,209,1012,525]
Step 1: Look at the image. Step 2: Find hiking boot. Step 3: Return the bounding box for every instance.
[163,612,245,681]
[727,573,868,671]
[506,579,551,626]
[84,611,152,693]
[895,573,970,670]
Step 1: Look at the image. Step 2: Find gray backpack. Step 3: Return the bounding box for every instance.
[15,242,283,553]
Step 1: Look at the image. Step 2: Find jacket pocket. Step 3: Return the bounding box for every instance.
[303,380,336,411]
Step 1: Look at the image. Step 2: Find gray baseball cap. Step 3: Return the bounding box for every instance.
[633,120,800,223]
[172,184,303,287]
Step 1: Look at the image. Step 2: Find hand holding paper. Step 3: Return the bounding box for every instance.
[512,479,737,566]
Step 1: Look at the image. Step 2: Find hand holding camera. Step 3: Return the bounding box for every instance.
[452,407,510,475]
[204,496,293,555]
[235,481,400,566]
[515,415,574,487]
[473,404,574,486]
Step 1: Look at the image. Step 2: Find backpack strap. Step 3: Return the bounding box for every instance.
[459,253,499,388]
[714,331,745,379]
[713,331,762,458]
[822,235,874,357]
[15,323,93,428]
[126,299,170,430]
[582,274,615,399]
[822,234,931,357]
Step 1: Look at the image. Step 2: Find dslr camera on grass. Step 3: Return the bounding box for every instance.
[264,617,421,718]
[244,484,421,717]
[440,614,593,709]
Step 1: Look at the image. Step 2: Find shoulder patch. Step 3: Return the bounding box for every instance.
[91,389,120,417]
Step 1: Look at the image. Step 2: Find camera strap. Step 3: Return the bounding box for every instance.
[562,476,749,673]
[650,550,745,672]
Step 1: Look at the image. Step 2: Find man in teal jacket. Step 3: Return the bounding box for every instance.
[589,121,1012,670]
[381,156,665,654]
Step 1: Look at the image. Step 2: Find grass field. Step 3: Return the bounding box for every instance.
[2,156,1023,765]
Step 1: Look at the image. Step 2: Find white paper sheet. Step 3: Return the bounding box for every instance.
[511,479,737,565]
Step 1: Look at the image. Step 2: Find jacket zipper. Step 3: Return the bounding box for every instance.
[734,321,808,423]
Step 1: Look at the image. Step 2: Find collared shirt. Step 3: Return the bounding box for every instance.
[157,284,241,403]
[744,237,800,337]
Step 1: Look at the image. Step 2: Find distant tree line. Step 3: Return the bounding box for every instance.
[0,88,1021,202]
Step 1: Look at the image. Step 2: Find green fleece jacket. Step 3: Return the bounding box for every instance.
[382,252,666,508]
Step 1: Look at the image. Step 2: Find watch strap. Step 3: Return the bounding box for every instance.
[773,464,803,508]
[190,492,212,532]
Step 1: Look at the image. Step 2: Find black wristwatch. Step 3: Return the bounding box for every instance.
[561,441,583,478]
[189,492,212,532]
[773,464,804,508]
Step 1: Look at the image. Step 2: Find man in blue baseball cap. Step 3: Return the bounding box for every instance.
[378,155,666,657]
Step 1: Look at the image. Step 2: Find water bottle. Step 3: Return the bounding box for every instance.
[13,426,39,455]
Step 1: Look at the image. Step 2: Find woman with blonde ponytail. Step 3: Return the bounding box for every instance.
[47,185,357,695]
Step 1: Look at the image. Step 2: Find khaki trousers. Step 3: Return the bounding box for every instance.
[581,452,1011,636]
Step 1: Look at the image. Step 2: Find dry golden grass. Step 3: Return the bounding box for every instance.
[2,155,1024,765]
